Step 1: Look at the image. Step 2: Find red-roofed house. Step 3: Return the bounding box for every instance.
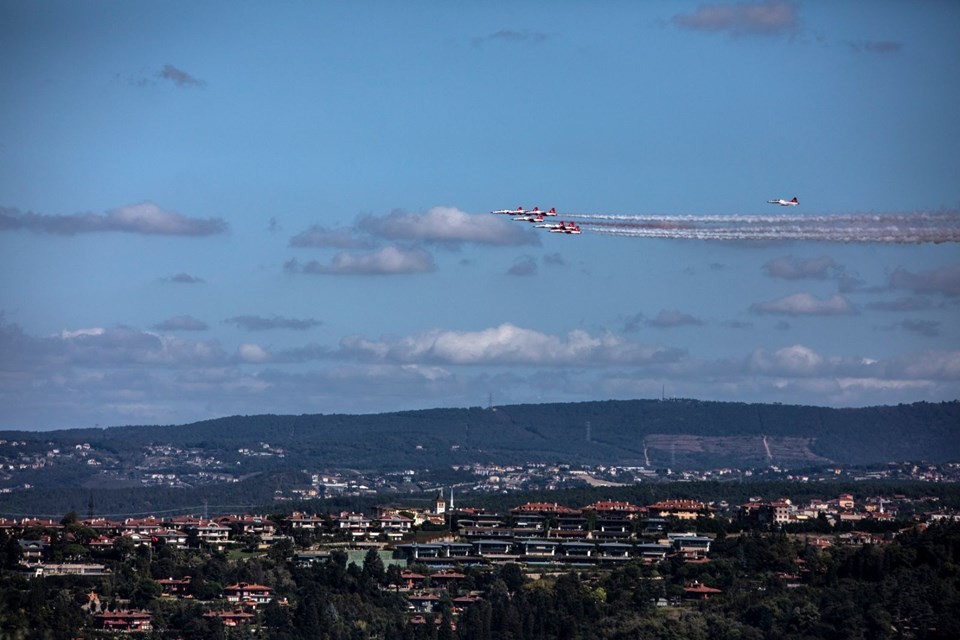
[225,582,273,606]
[204,610,256,627]
[683,580,722,600]
[95,610,153,633]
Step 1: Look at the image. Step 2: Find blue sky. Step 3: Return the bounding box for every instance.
[1,0,958,430]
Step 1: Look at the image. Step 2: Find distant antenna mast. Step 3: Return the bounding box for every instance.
[488,392,493,409]
[585,421,592,443]
[662,384,665,401]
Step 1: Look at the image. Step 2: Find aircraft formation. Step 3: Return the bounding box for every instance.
[492,197,808,238]
[490,206,581,235]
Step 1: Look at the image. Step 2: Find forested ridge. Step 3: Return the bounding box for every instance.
[5,399,959,469]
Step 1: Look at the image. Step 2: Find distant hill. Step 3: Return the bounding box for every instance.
[5,398,959,470]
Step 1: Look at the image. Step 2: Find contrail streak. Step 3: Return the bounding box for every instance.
[562,211,960,243]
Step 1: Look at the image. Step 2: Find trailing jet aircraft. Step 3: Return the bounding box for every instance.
[513,213,545,223]
[768,197,799,206]
[530,207,557,216]
[534,220,566,230]
[550,222,580,235]
[546,221,581,234]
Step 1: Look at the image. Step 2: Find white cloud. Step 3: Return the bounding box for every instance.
[2,316,959,429]
[358,207,538,246]
[237,343,272,363]
[748,345,824,376]
[339,323,682,367]
[672,0,799,37]
[285,245,436,275]
[750,292,856,315]
[892,350,960,380]
[0,202,226,236]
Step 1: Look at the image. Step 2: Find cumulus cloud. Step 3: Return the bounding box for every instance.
[888,264,960,297]
[750,292,856,316]
[337,323,683,367]
[225,315,322,331]
[672,0,799,36]
[358,207,537,246]
[154,315,208,331]
[763,255,840,280]
[237,343,271,363]
[284,246,435,275]
[2,325,228,370]
[748,344,825,376]
[0,202,226,236]
[289,225,378,249]
[2,314,959,429]
[158,64,207,88]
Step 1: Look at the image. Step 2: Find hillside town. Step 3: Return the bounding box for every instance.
[2,483,958,636]
[3,433,959,498]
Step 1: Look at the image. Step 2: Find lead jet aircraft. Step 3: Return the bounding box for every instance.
[491,206,526,215]
[767,197,799,206]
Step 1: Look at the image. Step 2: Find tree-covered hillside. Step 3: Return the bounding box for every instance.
[4,399,958,470]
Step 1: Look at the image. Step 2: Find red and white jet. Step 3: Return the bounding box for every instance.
[767,197,799,206]
[551,223,581,235]
[534,219,566,230]
[529,207,557,217]
[540,221,581,234]
[513,213,545,223]
[491,206,526,215]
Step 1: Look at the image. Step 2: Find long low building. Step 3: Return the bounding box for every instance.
[394,536,709,567]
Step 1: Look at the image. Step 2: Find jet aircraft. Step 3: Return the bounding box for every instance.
[513,213,545,223]
[768,197,799,206]
[535,220,566,230]
[545,221,581,234]
[491,206,526,215]
[530,207,557,216]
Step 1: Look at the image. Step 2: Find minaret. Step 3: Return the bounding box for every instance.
[449,488,454,512]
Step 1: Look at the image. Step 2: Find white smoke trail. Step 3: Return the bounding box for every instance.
[562,211,960,244]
